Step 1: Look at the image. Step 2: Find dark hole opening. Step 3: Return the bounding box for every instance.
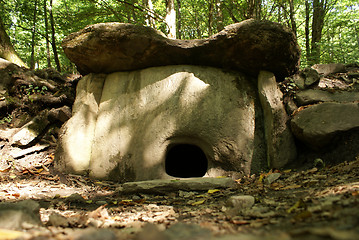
[165,144,208,178]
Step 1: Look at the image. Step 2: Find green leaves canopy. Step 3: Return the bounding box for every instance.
[0,0,358,71]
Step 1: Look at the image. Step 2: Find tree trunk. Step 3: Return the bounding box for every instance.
[30,0,38,69]
[143,0,155,28]
[215,0,224,32]
[208,0,214,36]
[165,0,176,39]
[49,0,61,72]
[176,0,182,39]
[305,0,311,65]
[0,16,27,67]
[310,0,326,64]
[246,0,261,20]
[44,0,51,68]
[288,0,297,38]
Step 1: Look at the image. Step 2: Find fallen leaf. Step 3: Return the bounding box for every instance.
[281,184,302,190]
[231,219,250,225]
[191,199,206,205]
[287,199,306,213]
[208,189,220,194]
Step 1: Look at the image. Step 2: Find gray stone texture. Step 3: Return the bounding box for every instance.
[258,71,297,169]
[62,19,300,80]
[312,63,346,76]
[296,89,359,106]
[55,65,266,181]
[119,177,236,194]
[291,102,359,148]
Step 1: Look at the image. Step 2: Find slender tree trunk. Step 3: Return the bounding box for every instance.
[165,0,176,39]
[143,0,155,28]
[30,0,38,69]
[208,0,214,36]
[0,15,26,67]
[215,0,224,32]
[305,0,311,65]
[311,0,326,64]
[289,0,297,38]
[246,0,261,20]
[44,0,51,68]
[176,0,182,39]
[49,0,61,71]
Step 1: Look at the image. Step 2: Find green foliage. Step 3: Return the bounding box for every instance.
[21,84,48,96]
[1,0,358,71]
[0,114,13,124]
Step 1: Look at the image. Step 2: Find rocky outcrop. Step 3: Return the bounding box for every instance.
[296,89,359,106]
[312,63,346,76]
[258,71,296,168]
[62,19,300,79]
[291,102,359,149]
[55,65,267,181]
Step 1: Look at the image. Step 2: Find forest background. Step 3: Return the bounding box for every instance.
[0,0,358,74]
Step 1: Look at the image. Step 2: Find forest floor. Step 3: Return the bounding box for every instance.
[0,156,358,240]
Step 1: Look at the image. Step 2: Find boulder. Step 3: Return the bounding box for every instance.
[296,89,359,106]
[291,102,359,148]
[55,65,266,181]
[312,63,346,76]
[11,110,50,146]
[292,68,320,89]
[62,19,300,79]
[0,200,42,230]
[258,71,297,168]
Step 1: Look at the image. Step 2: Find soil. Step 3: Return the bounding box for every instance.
[0,158,358,239]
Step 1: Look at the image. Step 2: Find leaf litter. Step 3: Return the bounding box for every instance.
[0,157,358,240]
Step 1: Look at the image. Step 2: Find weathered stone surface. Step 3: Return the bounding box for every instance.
[258,71,296,168]
[312,63,346,76]
[226,195,255,209]
[293,68,320,89]
[291,102,359,148]
[62,19,300,79]
[119,177,236,194]
[0,200,42,230]
[11,110,50,146]
[296,89,359,106]
[55,65,266,181]
[48,105,72,123]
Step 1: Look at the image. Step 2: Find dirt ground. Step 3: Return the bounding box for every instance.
[0,156,358,240]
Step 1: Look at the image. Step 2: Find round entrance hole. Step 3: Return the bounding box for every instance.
[165,144,208,178]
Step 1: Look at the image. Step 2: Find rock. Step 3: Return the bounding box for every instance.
[293,68,320,89]
[0,58,13,69]
[226,195,255,209]
[62,19,300,79]
[120,177,236,194]
[0,200,42,230]
[296,89,359,106]
[48,106,72,123]
[11,110,50,146]
[258,71,297,168]
[55,65,266,181]
[264,173,281,184]
[11,143,49,159]
[291,102,359,148]
[163,222,211,240]
[47,212,69,227]
[75,229,117,240]
[312,63,346,76]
